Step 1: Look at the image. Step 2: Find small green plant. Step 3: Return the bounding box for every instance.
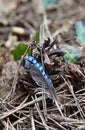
[11,43,31,61]
[64,51,78,63]
[63,46,83,63]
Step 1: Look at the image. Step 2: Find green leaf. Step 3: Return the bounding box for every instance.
[64,52,78,63]
[43,0,59,10]
[75,21,85,46]
[33,31,39,42]
[11,43,31,61]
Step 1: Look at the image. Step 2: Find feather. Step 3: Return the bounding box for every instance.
[24,56,64,117]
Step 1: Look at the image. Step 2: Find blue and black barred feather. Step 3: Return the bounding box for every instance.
[24,56,53,88]
[24,56,64,117]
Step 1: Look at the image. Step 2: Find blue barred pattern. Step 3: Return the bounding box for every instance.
[24,56,64,117]
[24,56,53,88]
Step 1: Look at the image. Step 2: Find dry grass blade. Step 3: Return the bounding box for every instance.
[13,115,30,126]
[30,109,35,130]
[43,14,53,42]
[32,95,49,130]
[0,96,43,120]
[42,86,47,120]
[48,114,82,122]
[61,75,85,119]
[34,119,56,130]
[77,67,85,78]
[49,87,64,117]
[7,118,16,130]
[47,116,67,130]
[61,121,85,128]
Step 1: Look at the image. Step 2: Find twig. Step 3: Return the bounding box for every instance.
[32,95,49,130]
[47,116,67,130]
[30,109,35,130]
[61,75,85,119]
[0,96,43,120]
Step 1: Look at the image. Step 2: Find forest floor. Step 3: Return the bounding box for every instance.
[0,0,85,129]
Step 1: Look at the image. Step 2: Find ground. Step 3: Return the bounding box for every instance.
[0,0,85,130]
